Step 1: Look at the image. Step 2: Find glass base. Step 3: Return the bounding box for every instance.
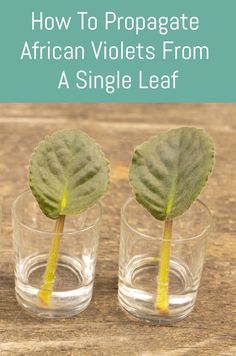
[118,256,196,325]
[15,254,93,319]
[15,292,92,319]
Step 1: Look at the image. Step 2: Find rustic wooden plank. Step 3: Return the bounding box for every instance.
[0,103,236,128]
[0,103,235,356]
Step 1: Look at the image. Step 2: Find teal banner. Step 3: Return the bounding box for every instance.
[0,1,235,102]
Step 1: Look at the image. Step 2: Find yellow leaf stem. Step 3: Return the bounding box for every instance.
[38,215,65,306]
[155,219,173,314]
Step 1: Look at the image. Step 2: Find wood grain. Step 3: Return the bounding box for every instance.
[0,103,235,356]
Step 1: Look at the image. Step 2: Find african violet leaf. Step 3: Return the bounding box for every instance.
[129,127,215,221]
[29,129,109,219]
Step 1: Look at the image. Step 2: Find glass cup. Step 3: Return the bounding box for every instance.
[12,190,102,318]
[118,197,212,324]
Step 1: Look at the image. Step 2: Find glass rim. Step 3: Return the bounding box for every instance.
[12,189,102,235]
[121,196,212,242]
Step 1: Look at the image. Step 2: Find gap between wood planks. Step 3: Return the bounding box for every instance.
[0,117,235,133]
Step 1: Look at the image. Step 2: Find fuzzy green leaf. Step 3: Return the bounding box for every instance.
[29,129,109,219]
[129,127,215,221]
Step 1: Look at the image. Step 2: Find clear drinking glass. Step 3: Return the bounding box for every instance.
[118,197,212,324]
[12,190,102,318]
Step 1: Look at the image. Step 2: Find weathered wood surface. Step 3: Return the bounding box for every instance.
[0,103,235,356]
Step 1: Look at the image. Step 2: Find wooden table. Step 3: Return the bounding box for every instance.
[0,104,235,355]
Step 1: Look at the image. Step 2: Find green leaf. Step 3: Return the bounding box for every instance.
[129,127,215,221]
[29,129,110,219]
